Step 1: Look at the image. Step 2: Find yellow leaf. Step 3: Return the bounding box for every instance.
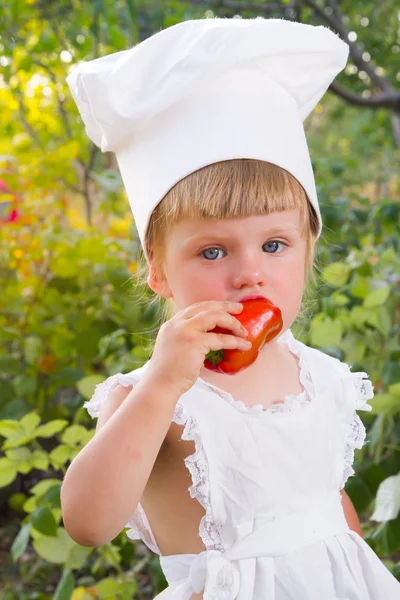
[71,588,91,600]
[128,261,137,273]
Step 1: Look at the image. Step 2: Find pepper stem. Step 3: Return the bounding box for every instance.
[205,349,224,365]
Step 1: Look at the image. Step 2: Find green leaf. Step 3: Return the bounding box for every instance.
[17,461,32,475]
[33,527,75,564]
[382,362,400,386]
[385,515,400,555]
[23,496,37,514]
[321,262,351,287]
[5,447,31,463]
[5,448,32,474]
[345,475,373,513]
[380,247,398,266]
[61,425,90,446]
[31,450,49,471]
[0,356,20,375]
[20,412,41,435]
[369,394,399,417]
[0,420,22,438]
[358,463,387,498]
[389,382,400,397]
[332,293,350,306]
[2,435,33,450]
[65,544,93,571]
[34,419,68,438]
[100,544,120,569]
[12,375,37,397]
[366,307,392,336]
[24,336,45,365]
[11,523,31,562]
[49,444,72,469]
[43,483,62,508]
[30,478,61,497]
[341,335,366,364]
[97,577,120,598]
[0,457,18,487]
[364,286,390,308]
[76,375,105,400]
[349,274,369,299]
[51,257,79,278]
[53,570,75,600]
[310,316,343,348]
[31,506,58,537]
[8,492,28,512]
[349,306,367,328]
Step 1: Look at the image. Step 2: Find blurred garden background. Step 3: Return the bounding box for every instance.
[0,0,399,598]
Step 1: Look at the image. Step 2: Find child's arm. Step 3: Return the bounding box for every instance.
[340,490,363,538]
[61,374,180,547]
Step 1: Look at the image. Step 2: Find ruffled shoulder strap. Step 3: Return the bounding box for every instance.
[172,399,223,553]
[83,363,150,419]
[299,344,374,489]
[330,358,374,489]
[331,356,374,413]
[302,342,374,412]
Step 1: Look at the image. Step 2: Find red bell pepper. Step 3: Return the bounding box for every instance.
[204,298,283,375]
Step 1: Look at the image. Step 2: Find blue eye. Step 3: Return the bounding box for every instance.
[200,241,286,260]
[201,248,225,260]
[263,241,285,253]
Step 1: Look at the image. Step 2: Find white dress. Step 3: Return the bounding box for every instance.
[83,329,400,599]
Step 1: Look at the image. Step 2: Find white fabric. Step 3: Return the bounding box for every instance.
[66,18,350,255]
[83,329,400,598]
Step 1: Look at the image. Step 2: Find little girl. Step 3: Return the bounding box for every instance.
[61,17,400,599]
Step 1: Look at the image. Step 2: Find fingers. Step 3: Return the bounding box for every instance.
[204,331,252,353]
[190,309,248,338]
[183,300,243,320]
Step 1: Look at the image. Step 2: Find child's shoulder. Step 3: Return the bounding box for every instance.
[83,361,151,419]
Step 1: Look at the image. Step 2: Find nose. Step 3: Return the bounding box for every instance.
[231,251,266,289]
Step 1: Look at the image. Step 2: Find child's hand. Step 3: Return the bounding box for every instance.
[146,301,252,396]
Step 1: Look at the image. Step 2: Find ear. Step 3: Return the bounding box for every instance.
[147,260,173,299]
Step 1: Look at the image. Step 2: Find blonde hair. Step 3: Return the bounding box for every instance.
[133,159,321,346]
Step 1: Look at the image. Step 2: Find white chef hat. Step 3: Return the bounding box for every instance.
[66,17,349,258]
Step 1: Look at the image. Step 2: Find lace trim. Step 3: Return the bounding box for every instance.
[125,503,161,555]
[126,400,223,556]
[197,329,314,415]
[83,372,141,418]
[341,371,374,489]
[173,403,223,552]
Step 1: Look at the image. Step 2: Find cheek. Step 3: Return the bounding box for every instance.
[274,257,305,305]
[180,263,227,302]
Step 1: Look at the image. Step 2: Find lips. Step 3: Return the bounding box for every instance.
[238,294,266,303]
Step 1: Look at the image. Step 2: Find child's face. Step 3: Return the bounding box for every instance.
[149,209,307,331]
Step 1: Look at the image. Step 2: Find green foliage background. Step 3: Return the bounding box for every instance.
[0,1,399,598]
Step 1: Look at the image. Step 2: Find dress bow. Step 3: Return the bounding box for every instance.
[189,549,240,599]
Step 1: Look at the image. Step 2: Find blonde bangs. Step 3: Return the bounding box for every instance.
[146,159,319,266]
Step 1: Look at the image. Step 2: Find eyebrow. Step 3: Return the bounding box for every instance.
[184,226,300,245]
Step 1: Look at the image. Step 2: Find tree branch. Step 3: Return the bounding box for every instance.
[303,0,391,92]
[34,59,73,139]
[329,81,400,110]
